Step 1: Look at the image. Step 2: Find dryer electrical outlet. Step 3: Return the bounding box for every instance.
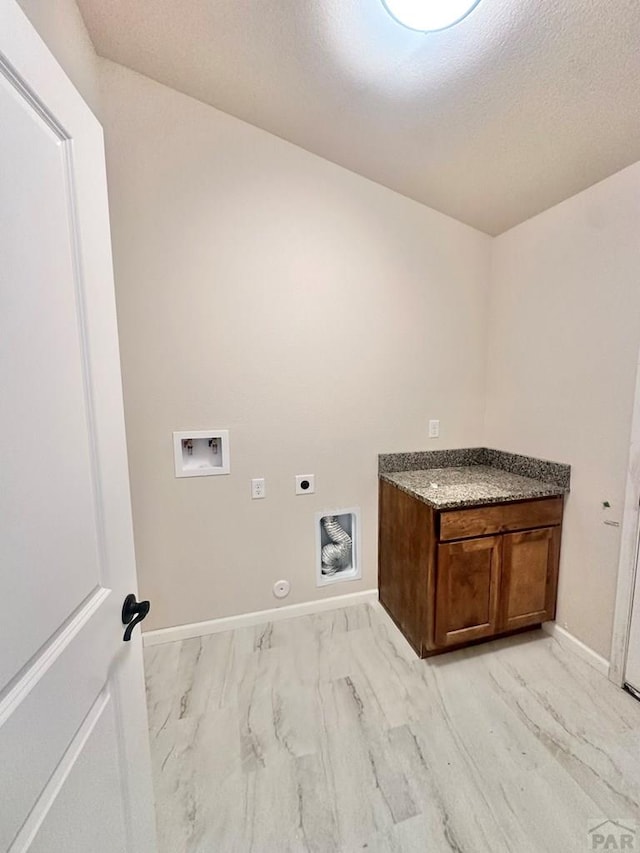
[295,474,315,495]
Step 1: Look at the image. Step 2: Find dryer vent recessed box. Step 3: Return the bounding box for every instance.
[173,430,230,478]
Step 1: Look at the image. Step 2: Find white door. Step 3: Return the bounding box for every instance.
[0,2,157,851]
[624,529,640,695]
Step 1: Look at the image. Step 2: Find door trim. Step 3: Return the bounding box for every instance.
[609,348,640,686]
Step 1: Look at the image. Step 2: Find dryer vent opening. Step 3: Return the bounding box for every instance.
[316,509,361,587]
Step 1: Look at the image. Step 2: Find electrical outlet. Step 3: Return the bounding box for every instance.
[428,419,440,438]
[251,478,266,499]
[295,474,315,495]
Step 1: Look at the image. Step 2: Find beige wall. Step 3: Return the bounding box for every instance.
[17,2,640,655]
[98,60,492,631]
[16,0,101,118]
[484,162,640,659]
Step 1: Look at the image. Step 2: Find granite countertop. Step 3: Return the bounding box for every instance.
[379,448,570,510]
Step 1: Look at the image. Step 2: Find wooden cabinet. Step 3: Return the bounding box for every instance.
[378,479,564,657]
[378,479,434,653]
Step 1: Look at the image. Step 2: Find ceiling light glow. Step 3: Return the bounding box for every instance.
[382,0,482,32]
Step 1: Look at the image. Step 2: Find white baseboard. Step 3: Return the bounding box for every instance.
[143,589,379,647]
[542,622,610,677]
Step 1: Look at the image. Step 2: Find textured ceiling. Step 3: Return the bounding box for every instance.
[77,0,640,234]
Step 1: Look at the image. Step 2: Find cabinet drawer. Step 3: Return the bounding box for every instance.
[439,497,563,541]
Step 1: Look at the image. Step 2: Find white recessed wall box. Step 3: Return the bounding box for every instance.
[173,430,230,478]
[316,507,361,588]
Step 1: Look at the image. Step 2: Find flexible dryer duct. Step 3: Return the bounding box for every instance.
[321,516,352,575]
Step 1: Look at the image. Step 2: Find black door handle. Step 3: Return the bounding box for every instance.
[122,593,150,642]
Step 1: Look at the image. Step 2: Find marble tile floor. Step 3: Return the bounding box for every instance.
[144,603,640,852]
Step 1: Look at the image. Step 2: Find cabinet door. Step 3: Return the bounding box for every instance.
[435,536,501,647]
[500,527,561,631]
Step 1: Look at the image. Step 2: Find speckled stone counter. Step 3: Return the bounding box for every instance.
[379,449,570,510]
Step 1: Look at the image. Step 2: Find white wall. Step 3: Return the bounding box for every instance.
[16,0,101,118]
[98,60,492,631]
[485,162,640,659]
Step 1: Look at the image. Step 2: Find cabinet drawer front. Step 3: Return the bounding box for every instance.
[439,497,563,541]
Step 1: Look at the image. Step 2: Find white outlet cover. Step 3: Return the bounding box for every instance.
[251,477,266,499]
[295,474,315,495]
[273,579,290,599]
